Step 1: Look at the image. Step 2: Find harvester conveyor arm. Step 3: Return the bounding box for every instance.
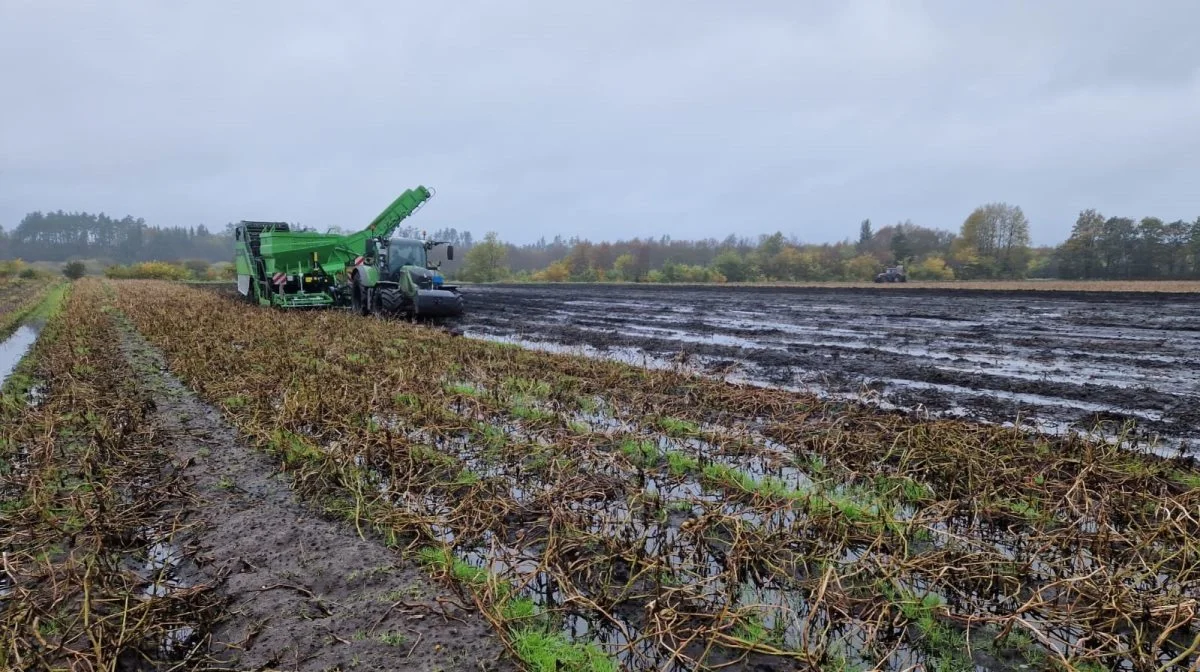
[335,186,433,260]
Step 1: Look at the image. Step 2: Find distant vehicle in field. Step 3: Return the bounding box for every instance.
[874,265,907,283]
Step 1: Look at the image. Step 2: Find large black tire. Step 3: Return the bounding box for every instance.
[378,287,406,314]
[351,276,370,316]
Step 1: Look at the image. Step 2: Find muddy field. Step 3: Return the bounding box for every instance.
[460,284,1200,455]
[0,280,514,671]
[7,279,1200,671]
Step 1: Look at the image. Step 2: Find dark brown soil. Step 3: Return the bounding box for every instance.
[457,283,1200,455]
[118,324,515,671]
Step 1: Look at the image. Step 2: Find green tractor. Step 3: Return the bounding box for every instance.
[347,235,464,317]
[233,186,464,317]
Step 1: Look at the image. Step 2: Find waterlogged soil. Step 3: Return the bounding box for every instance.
[459,283,1200,454]
[117,325,514,671]
[0,323,39,386]
[140,282,1200,669]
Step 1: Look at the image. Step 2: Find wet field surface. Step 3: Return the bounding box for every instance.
[142,282,1200,669]
[0,324,39,386]
[459,284,1200,455]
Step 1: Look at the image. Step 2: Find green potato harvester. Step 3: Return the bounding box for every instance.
[233,186,464,317]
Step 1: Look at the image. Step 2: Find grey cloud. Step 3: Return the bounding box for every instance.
[2,0,1198,246]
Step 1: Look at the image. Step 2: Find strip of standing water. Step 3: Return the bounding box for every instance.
[0,324,40,386]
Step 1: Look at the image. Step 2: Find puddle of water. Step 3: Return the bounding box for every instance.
[872,377,1165,421]
[466,331,714,374]
[575,323,775,351]
[347,370,1198,669]
[0,324,40,386]
[468,296,1200,447]
[469,328,1181,454]
[721,367,1199,457]
[366,414,1193,670]
[133,528,202,657]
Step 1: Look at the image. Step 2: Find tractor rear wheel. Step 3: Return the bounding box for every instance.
[378,287,406,315]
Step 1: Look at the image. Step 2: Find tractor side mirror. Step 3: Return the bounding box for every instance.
[446,245,454,261]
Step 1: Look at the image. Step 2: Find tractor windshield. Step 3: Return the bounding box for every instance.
[387,240,427,272]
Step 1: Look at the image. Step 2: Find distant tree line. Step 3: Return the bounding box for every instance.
[1054,211,1200,280]
[0,211,229,263]
[456,203,1040,283]
[5,205,1200,283]
[456,204,1200,283]
[455,223,963,283]
[0,211,474,272]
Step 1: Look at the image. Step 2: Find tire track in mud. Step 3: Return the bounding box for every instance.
[458,284,1200,455]
[116,321,514,671]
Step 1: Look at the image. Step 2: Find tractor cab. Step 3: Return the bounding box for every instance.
[379,237,454,289]
[384,238,428,275]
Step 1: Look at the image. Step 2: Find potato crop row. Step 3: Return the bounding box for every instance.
[108,280,1200,671]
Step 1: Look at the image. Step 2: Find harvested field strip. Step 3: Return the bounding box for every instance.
[0,279,56,338]
[484,280,1200,293]
[0,280,64,388]
[0,278,38,314]
[0,281,221,670]
[460,284,1200,454]
[114,280,1200,671]
[110,293,514,670]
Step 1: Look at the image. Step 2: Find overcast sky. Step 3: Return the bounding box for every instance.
[2,1,1198,246]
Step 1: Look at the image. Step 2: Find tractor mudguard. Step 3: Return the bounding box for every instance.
[355,265,381,288]
[396,265,421,302]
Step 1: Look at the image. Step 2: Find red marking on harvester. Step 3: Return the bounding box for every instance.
[272,272,287,286]
[354,256,365,266]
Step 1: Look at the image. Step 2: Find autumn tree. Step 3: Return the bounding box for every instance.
[843,254,879,281]
[1099,217,1137,278]
[1056,209,1105,279]
[565,241,594,279]
[908,256,955,280]
[857,219,873,252]
[1192,218,1200,274]
[632,241,652,281]
[712,250,755,282]
[461,231,509,282]
[611,253,637,281]
[534,260,570,282]
[1163,220,1192,277]
[1133,217,1165,278]
[954,203,1031,278]
[890,228,912,263]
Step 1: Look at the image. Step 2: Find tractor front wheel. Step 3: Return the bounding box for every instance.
[378,287,406,315]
